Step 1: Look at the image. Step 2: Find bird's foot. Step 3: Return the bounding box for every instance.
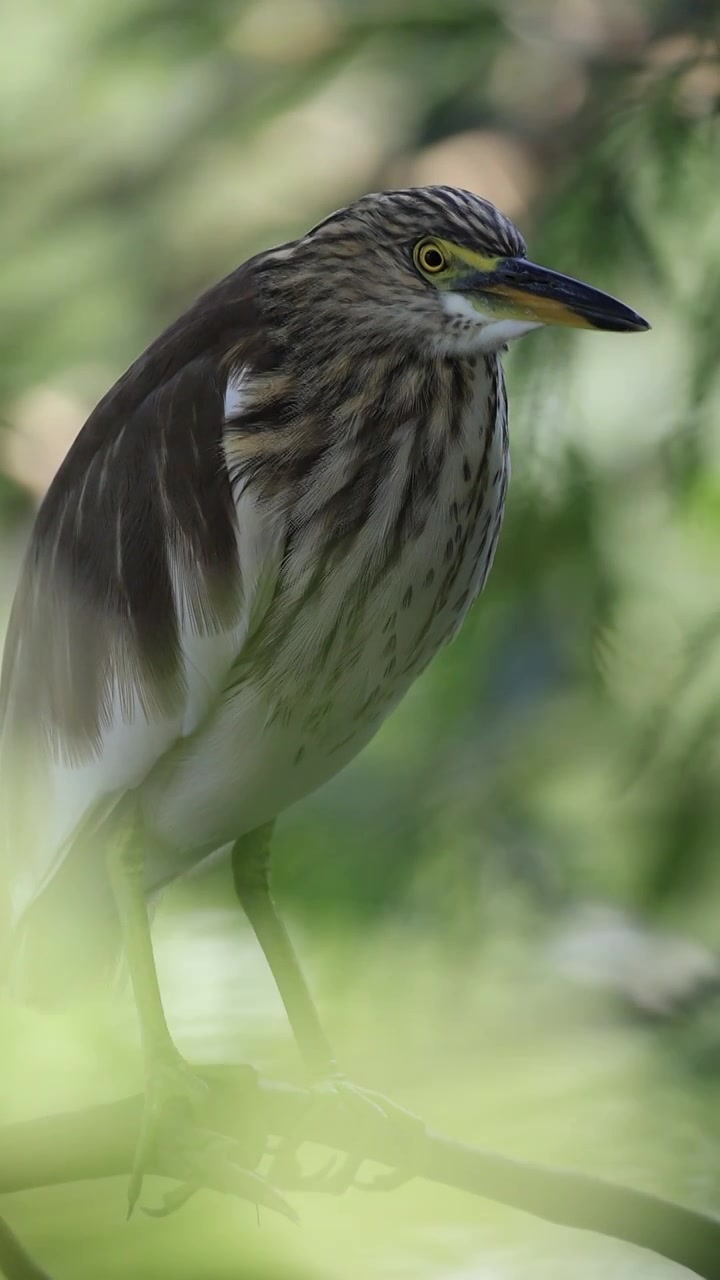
[127,1050,208,1217]
[128,1051,296,1224]
[272,1072,425,1195]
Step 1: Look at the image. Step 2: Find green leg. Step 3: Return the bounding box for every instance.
[107,816,183,1065]
[105,808,303,1223]
[231,822,336,1078]
[232,824,425,1191]
[107,808,208,1215]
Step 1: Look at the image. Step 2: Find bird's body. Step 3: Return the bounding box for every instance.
[2,307,508,987]
[147,352,507,864]
[0,186,648,1214]
[2,190,517,984]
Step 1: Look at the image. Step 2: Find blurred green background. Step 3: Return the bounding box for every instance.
[2,0,720,1276]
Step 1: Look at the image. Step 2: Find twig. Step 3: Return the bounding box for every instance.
[0,1218,52,1280]
[1,1065,719,1279]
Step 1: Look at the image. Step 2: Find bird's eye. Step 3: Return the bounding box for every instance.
[415,241,447,274]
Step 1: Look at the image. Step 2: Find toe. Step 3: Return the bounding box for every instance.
[127,1057,211,1217]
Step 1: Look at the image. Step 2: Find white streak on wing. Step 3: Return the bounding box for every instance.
[166,537,243,738]
[223,370,248,422]
[146,377,289,856]
[222,369,286,644]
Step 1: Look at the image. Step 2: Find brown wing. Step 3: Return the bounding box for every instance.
[0,263,280,945]
[1,266,276,762]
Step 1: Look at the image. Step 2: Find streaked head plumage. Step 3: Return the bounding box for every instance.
[256,186,648,358]
[305,186,527,261]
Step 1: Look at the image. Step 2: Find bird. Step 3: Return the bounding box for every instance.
[0,185,649,1215]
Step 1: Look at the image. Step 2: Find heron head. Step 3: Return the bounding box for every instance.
[290,186,649,356]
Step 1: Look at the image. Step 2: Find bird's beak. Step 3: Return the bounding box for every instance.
[463,257,650,333]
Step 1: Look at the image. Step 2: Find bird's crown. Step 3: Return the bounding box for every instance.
[304,186,527,261]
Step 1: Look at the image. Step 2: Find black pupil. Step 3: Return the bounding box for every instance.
[423,247,443,269]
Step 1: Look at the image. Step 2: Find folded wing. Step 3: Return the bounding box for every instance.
[0,270,283,999]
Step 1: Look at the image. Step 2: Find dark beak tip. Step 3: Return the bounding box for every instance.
[625,311,651,333]
[591,307,651,334]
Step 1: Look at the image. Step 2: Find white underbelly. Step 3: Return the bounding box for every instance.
[141,677,405,874]
[142,418,508,877]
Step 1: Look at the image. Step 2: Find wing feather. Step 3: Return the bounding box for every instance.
[0,269,284,979]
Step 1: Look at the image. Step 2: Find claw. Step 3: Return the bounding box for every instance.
[127,1053,210,1217]
[126,1055,296,1225]
[142,1183,199,1218]
[299,1152,344,1190]
[269,1138,316,1188]
[273,1149,358,1194]
[315,1152,364,1195]
[140,1130,299,1223]
[185,1141,299,1223]
[269,1074,425,1198]
[321,1075,425,1162]
[292,1151,410,1196]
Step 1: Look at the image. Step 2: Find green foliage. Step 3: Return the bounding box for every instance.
[3,2,720,1274]
[3,0,720,928]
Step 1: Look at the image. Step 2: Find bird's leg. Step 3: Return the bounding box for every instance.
[232,823,335,1076]
[107,811,210,1213]
[232,824,425,1191]
[107,808,295,1222]
[107,816,189,1068]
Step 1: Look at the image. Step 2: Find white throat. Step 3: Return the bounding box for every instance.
[439,292,542,356]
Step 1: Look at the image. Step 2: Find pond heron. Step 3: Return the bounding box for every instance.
[0,186,649,1214]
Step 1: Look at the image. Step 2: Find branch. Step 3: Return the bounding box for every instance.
[1,1065,719,1280]
[0,1219,52,1280]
